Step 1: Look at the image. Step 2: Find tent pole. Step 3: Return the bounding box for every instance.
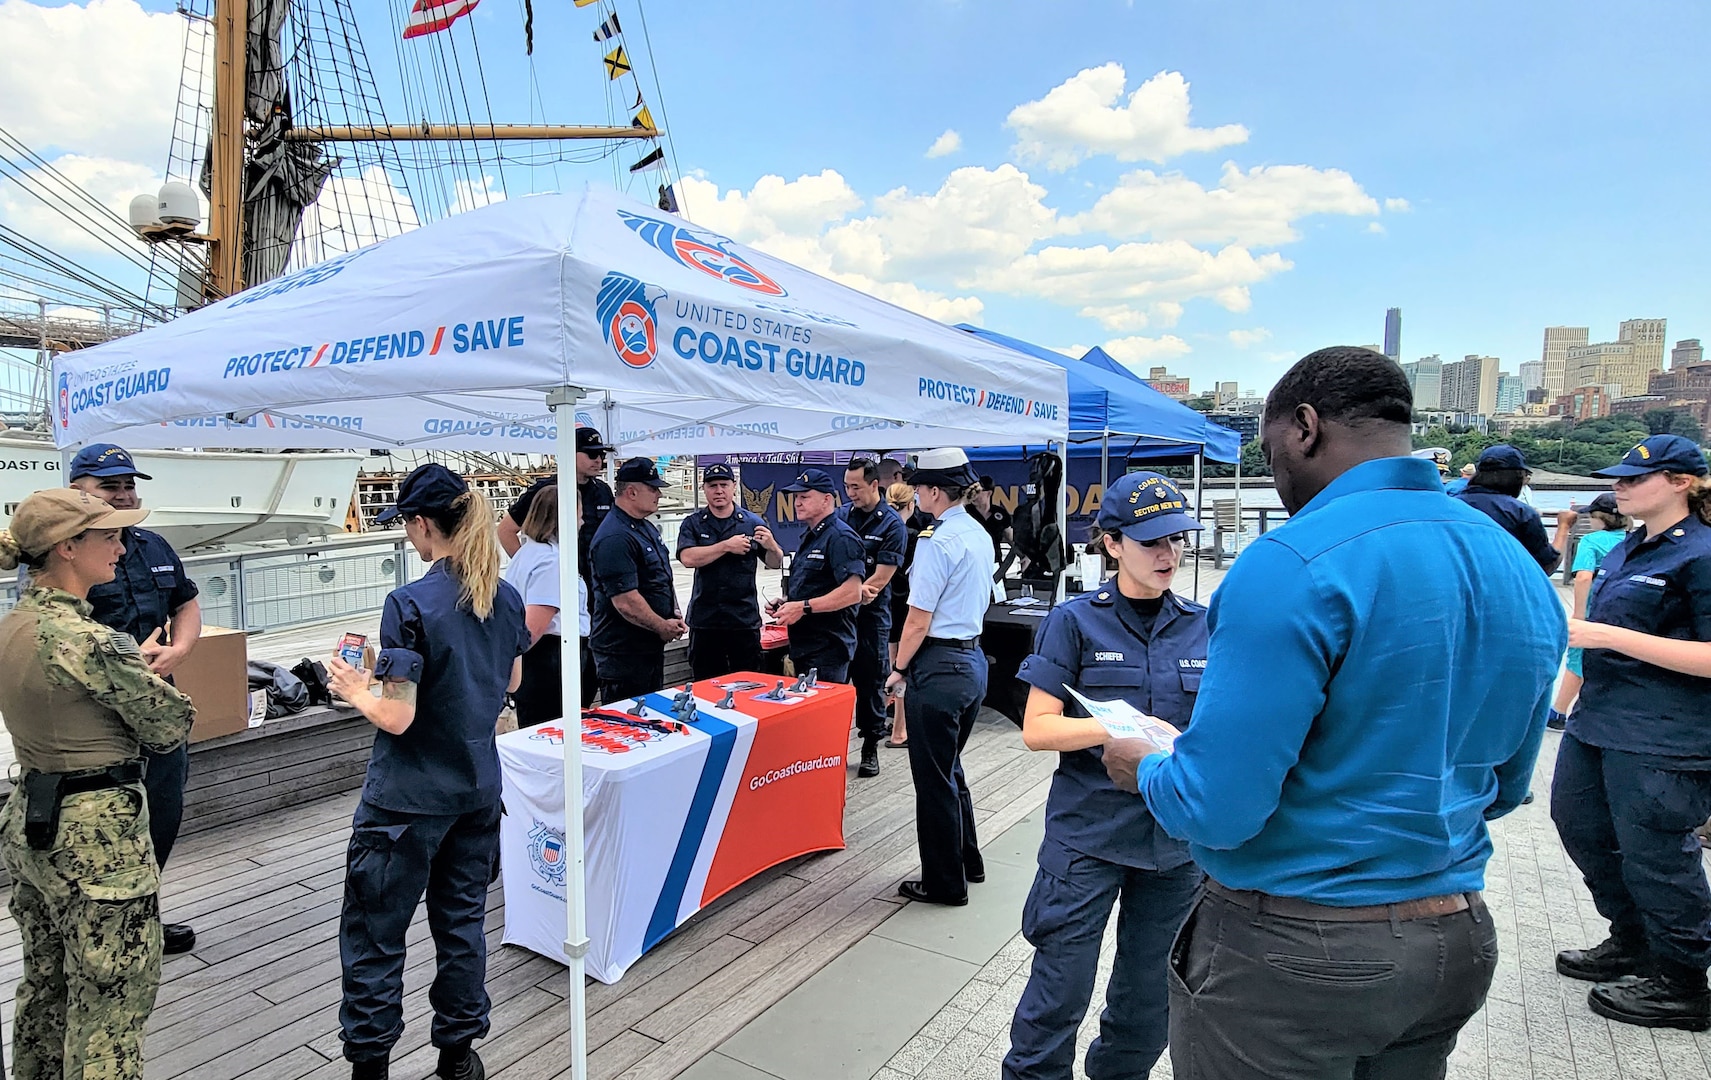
[1100,430,1110,491]
[1056,440,1069,603]
[1192,453,1203,603]
[1233,452,1243,558]
[547,386,590,1080]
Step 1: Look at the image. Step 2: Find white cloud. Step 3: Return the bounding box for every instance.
[450,174,505,215]
[925,130,962,159]
[1100,334,1192,366]
[1067,162,1379,247]
[976,240,1289,315]
[0,0,187,166]
[1366,222,1386,234]
[0,153,163,255]
[1007,66,1248,171]
[1228,328,1272,348]
[290,166,420,267]
[1384,197,1411,212]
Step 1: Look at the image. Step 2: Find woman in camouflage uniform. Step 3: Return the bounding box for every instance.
[0,488,195,1080]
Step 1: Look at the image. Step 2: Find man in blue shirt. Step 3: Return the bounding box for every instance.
[840,458,908,778]
[1104,347,1566,1079]
[676,463,783,680]
[589,458,686,702]
[1455,444,1576,574]
[766,469,866,686]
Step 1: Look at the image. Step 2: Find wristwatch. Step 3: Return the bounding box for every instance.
[803,598,813,615]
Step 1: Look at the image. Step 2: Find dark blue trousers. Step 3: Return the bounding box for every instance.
[339,800,502,1062]
[789,645,851,687]
[1552,733,1711,974]
[1005,845,1200,1080]
[905,643,987,899]
[142,741,188,868]
[849,606,893,741]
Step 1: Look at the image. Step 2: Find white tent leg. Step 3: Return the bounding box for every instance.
[548,386,590,1080]
[1055,440,1070,603]
[1192,453,1203,602]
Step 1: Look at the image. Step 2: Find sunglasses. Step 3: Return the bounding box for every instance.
[1134,533,1190,549]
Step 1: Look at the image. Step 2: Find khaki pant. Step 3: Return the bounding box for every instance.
[0,785,163,1080]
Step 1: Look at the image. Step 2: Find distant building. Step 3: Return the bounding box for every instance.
[1214,381,1239,406]
[1519,360,1544,392]
[1519,402,1555,417]
[1540,326,1590,398]
[1441,354,1500,416]
[1557,384,1616,421]
[1143,366,1192,401]
[1525,388,1549,405]
[1495,374,1524,415]
[1383,308,1402,363]
[1412,410,1490,435]
[1229,394,1268,415]
[1208,412,1260,444]
[1645,361,1711,429]
[1673,339,1704,369]
[1619,318,1667,377]
[1495,414,1563,436]
[1565,341,1650,398]
[1611,395,1668,418]
[1402,355,1443,410]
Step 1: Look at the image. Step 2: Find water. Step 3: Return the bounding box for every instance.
[1203,485,1607,515]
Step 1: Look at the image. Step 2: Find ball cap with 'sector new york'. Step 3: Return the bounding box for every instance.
[575,427,615,454]
[374,463,469,524]
[903,448,979,489]
[1476,444,1529,471]
[780,468,838,494]
[5,488,150,557]
[1591,434,1710,478]
[702,463,736,484]
[615,457,668,488]
[1098,472,1204,543]
[68,443,153,481]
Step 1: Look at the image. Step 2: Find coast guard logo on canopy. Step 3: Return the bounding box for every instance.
[528,819,568,887]
[617,209,787,296]
[597,272,663,369]
[57,372,69,428]
[575,410,596,429]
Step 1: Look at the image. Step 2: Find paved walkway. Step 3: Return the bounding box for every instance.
[684,728,1711,1080]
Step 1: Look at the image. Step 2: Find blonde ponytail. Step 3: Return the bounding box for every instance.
[445,489,502,619]
[1682,473,1711,525]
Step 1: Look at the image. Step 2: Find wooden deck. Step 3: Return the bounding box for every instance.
[0,710,1054,1080]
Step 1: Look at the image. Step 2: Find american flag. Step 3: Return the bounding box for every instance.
[403,0,480,39]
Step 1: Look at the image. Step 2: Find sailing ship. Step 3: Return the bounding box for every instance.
[1,0,680,544]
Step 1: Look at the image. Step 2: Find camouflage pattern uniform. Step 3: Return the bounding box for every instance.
[0,585,194,1080]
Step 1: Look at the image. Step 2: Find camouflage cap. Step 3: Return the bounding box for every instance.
[4,488,149,558]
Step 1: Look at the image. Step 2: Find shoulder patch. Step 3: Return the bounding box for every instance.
[918,526,936,538]
[105,631,143,659]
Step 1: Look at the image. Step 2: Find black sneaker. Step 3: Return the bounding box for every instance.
[1546,710,1567,731]
[1557,937,1647,982]
[162,923,196,954]
[1589,974,1711,1031]
[349,1058,388,1080]
[858,737,880,778]
[436,1045,484,1080]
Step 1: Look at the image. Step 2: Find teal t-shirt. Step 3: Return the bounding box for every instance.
[1572,528,1626,577]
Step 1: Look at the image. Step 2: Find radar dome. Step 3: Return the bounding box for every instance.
[128,194,162,230]
[157,182,200,228]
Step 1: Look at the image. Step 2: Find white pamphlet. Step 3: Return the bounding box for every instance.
[1064,685,1180,752]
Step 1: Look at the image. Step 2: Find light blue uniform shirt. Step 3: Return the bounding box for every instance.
[1136,457,1566,905]
[907,504,995,639]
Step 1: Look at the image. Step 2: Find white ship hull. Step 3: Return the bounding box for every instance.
[0,436,362,550]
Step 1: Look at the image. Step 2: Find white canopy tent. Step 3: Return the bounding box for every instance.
[53,185,1069,1079]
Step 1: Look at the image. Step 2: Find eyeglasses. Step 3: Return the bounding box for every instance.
[1135,533,1189,549]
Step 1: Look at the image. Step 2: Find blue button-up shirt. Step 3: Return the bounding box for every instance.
[367,561,529,815]
[589,507,677,657]
[839,499,908,625]
[1020,588,1206,870]
[1455,484,1560,573]
[1137,457,1566,904]
[1571,513,1711,760]
[87,527,198,645]
[785,513,867,660]
[676,505,768,630]
[907,504,994,639]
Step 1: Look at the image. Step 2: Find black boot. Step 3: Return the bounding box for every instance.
[436,1044,485,1080]
[858,736,880,778]
[349,1057,388,1080]
[1557,936,1647,982]
[1588,967,1711,1031]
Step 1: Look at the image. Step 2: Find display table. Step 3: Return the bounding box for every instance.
[498,674,855,983]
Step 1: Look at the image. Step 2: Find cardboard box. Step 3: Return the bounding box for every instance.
[173,626,251,742]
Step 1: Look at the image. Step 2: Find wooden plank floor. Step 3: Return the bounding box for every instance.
[0,710,1054,1080]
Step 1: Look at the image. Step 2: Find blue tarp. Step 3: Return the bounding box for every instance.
[953,325,1242,463]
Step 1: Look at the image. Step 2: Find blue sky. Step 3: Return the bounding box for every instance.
[2,0,1706,395]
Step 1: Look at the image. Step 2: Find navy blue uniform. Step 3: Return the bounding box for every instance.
[87,526,198,868]
[1456,484,1560,573]
[677,505,767,679]
[783,515,866,684]
[1005,588,1206,1080]
[339,561,529,1065]
[1554,512,1711,978]
[589,507,678,700]
[839,500,908,741]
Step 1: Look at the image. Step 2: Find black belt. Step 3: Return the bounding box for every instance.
[21,760,146,850]
[50,760,146,794]
[923,635,981,650]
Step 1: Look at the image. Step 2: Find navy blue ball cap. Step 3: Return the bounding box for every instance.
[1592,434,1709,478]
[615,457,667,488]
[780,467,837,494]
[1476,444,1528,471]
[375,463,469,524]
[1098,472,1203,542]
[702,463,736,483]
[69,443,152,481]
[575,427,614,454]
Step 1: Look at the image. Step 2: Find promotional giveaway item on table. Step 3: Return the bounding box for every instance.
[498,673,853,983]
